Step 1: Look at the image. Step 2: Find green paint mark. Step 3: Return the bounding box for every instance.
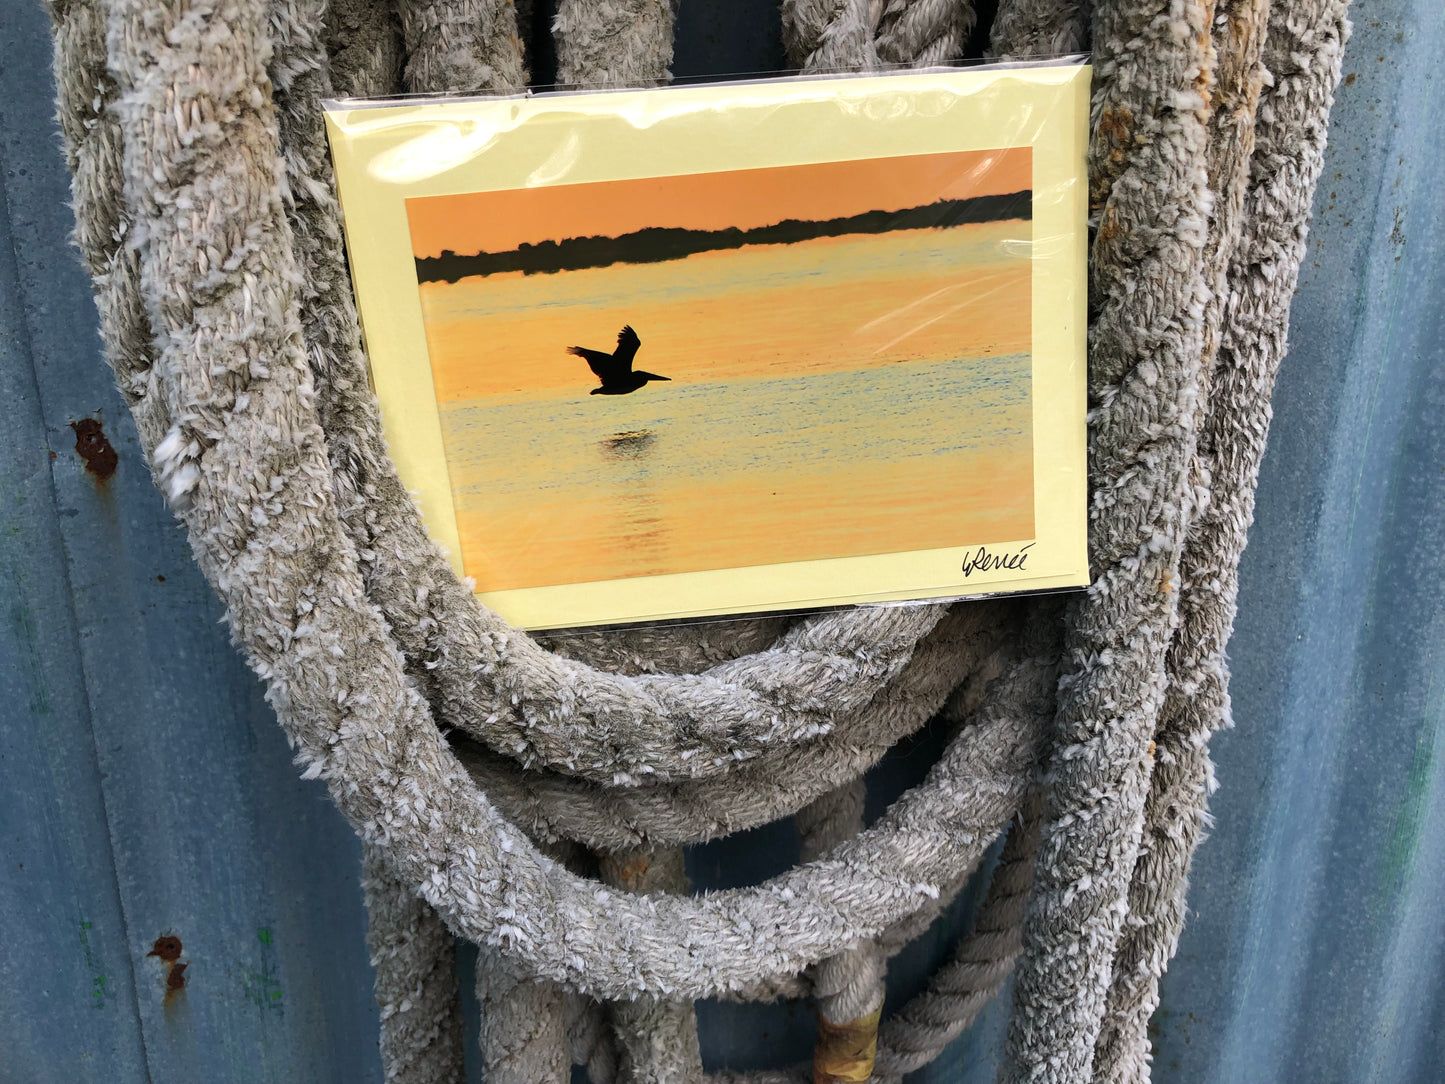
[242,927,283,1016]
[1372,673,1440,919]
[8,599,53,719]
[77,919,111,1010]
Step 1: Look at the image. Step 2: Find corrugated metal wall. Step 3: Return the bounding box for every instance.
[1,0,1440,1078]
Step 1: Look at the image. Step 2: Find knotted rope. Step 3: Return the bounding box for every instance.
[47,0,1348,1080]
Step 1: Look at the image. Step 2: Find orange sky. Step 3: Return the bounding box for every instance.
[407,146,1031,259]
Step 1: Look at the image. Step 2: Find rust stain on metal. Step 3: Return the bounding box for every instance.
[69,417,118,480]
[147,933,188,1003]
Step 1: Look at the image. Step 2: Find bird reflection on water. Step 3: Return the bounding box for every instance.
[600,429,658,460]
[595,428,667,575]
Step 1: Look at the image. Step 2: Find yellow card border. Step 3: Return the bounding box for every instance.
[324,63,1091,629]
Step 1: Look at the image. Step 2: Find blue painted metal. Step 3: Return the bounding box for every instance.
[0,98,148,1084]
[0,4,379,1081]
[1150,0,1445,1078]
[1,0,1441,1079]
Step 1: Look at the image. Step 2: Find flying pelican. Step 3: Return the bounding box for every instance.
[567,325,671,395]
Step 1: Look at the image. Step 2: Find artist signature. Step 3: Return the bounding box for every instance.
[961,543,1035,577]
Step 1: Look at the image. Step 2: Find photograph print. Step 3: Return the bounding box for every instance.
[405,147,1035,599]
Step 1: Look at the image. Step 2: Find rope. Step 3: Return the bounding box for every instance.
[1093,0,1351,1075]
[396,0,526,93]
[1082,0,1268,1070]
[450,605,1014,850]
[792,0,882,71]
[45,0,1351,1076]
[47,0,161,441]
[361,845,466,1084]
[538,616,793,677]
[654,778,1046,1084]
[872,789,1043,1081]
[324,0,405,97]
[876,0,977,67]
[997,0,1219,1070]
[554,0,680,86]
[476,947,572,1081]
[598,847,706,1083]
[797,780,885,1082]
[987,0,1091,58]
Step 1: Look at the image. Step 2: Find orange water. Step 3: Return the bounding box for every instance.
[418,223,1034,591]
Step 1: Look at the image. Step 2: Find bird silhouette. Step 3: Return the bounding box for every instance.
[567,325,671,395]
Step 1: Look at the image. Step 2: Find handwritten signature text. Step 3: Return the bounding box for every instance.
[961,543,1035,578]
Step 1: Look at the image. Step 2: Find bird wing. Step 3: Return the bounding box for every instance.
[567,346,618,383]
[614,325,641,372]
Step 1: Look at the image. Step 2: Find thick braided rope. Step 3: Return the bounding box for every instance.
[609,812,1037,1084]
[47,0,165,449]
[361,846,466,1084]
[451,604,1013,851]
[797,780,886,1082]
[57,0,1055,990]
[324,0,404,97]
[475,947,571,1081]
[598,847,706,1083]
[876,0,977,67]
[638,776,1048,1084]
[553,645,1024,1039]
[381,585,955,787]
[1082,0,1267,1071]
[478,846,581,1083]
[998,0,1219,1074]
[985,0,1349,1078]
[688,641,1026,1009]
[274,0,550,1067]
[783,0,881,71]
[554,0,679,86]
[396,0,526,93]
[264,5,475,1077]
[1092,0,1351,1077]
[538,615,794,678]
[871,790,1043,1082]
[693,622,1062,1084]
[563,761,1050,1084]
[987,0,1091,58]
